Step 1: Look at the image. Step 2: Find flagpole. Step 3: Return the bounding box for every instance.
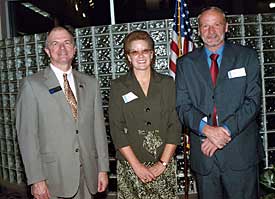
[184,130,189,199]
[109,0,116,25]
[177,2,188,198]
[177,0,182,56]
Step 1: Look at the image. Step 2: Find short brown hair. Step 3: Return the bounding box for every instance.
[123,30,156,67]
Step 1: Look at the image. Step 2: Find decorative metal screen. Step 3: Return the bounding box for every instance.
[0,14,274,195]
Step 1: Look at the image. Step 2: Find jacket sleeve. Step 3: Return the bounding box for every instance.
[15,79,46,185]
[165,78,182,144]
[93,80,110,172]
[109,80,129,149]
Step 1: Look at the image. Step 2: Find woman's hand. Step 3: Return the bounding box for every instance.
[118,146,158,183]
[132,162,156,183]
[148,162,166,178]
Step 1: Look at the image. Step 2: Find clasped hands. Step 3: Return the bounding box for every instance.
[201,125,231,157]
[132,161,166,184]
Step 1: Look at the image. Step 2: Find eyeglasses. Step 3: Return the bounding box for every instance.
[128,49,152,57]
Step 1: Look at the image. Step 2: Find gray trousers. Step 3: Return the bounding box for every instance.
[51,166,94,199]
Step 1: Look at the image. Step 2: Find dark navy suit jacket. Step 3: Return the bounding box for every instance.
[176,42,263,175]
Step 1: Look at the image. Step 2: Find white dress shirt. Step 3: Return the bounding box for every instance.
[50,64,77,101]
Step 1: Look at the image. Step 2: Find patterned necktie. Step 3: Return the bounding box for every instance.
[63,74,78,120]
[210,54,219,126]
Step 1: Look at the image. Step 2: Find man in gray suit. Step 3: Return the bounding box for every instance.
[16,26,109,199]
[176,7,263,199]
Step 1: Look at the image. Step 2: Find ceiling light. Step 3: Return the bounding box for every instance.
[75,3,79,11]
[40,11,51,18]
[89,0,94,7]
[270,2,275,8]
[21,2,52,19]
[21,2,32,8]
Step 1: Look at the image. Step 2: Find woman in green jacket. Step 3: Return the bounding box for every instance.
[109,30,182,199]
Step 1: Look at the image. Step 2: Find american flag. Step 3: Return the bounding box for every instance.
[170,3,194,196]
[169,0,194,79]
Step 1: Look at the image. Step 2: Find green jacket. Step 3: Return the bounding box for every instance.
[109,70,181,162]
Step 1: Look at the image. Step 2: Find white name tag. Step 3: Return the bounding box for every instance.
[228,67,246,79]
[202,116,207,123]
[122,92,138,103]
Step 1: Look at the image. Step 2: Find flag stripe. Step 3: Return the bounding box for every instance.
[169,0,194,78]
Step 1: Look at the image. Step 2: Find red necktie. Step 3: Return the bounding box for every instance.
[210,54,219,126]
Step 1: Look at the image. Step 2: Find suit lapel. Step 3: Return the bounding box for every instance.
[195,48,213,89]
[195,44,235,88]
[217,43,234,86]
[147,70,162,98]
[123,71,144,98]
[123,70,162,99]
[43,67,74,120]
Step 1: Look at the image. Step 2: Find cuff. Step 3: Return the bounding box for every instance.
[222,124,232,136]
[199,119,207,136]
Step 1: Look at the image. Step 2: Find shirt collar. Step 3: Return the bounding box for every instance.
[50,63,73,76]
[205,45,225,59]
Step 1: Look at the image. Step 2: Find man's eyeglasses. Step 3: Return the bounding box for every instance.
[128,49,152,57]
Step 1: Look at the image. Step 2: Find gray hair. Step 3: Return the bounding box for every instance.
[198,6,226,26]
[45,26,75,48]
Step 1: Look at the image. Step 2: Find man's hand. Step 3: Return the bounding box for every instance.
[203,125,231,149]
[31,180,50,199]
[97,172,108,192]
[201,138,218,157]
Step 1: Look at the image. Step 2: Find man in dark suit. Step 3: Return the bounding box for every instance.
[16,26,109,199]
[176,7,262,199]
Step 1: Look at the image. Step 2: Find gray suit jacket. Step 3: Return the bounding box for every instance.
[16,67,109,197]
[176,43,263,175]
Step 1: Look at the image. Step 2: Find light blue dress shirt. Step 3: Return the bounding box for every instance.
[198,45,231,135]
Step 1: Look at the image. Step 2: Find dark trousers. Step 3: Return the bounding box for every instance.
[195,160,259,199]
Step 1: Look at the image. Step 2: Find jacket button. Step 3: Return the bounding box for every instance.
[75,148,79,152]
[146,121,151,126]
[212,96,214,99]
[76,130,79,134]
[145,107,150,112]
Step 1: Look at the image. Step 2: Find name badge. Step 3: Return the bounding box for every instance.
[122,92,138,103]
[228,67,246,79]
[49,86,62,94]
